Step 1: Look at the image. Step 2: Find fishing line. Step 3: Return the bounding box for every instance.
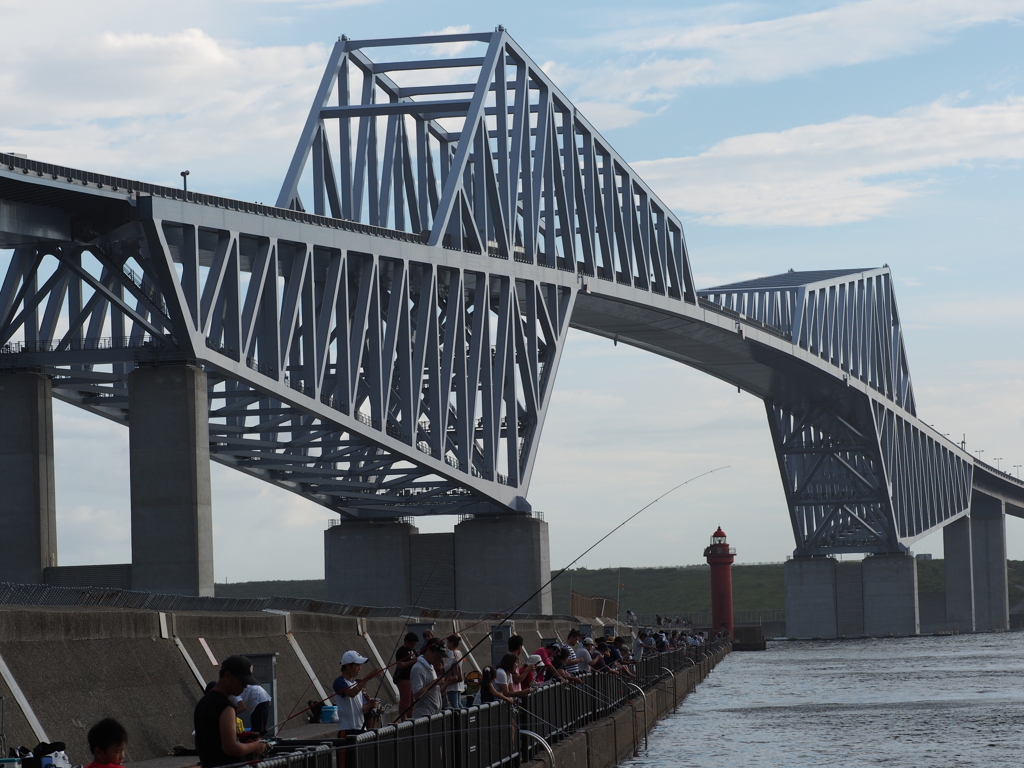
[393,466,729,721]
[268,561,443,735]
[371,561,441,701]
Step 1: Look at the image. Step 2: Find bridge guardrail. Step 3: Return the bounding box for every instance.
[1,151,429,248]
[698,296,793,341]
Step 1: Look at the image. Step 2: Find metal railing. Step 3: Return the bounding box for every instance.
[210,643,728,768]
[345,702,518,768]
[698,296,793,341]
[517,643,728,762]
[0,336,159,354]
[0,151,428,248]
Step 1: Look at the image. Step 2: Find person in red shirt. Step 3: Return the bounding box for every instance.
[84,718,127,768]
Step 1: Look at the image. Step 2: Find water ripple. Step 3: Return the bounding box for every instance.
[625,633,1024,768]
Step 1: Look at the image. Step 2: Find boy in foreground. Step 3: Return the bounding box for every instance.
[84,718,128,768]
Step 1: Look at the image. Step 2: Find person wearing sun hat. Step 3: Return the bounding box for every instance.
[333,650,381,739]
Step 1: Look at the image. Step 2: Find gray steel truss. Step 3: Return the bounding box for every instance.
[1,30,1021,550]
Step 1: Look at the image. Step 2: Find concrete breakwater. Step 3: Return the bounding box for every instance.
[519,646,729,768]
[0,603,620,762]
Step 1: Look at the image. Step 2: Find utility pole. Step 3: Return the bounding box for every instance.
[616,567,621,624]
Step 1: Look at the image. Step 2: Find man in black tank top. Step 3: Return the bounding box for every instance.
[195,655,269,767]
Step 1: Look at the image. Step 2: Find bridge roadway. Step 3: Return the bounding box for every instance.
[2,155,1019,539]
[0,30,1021,630]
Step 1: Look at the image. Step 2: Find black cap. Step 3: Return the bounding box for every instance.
[422,639,445,656]
[221,655,259,685]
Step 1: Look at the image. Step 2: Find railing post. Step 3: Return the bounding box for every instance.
[520,730,556,768]
[624,682,648,754]
[661,667,676,713]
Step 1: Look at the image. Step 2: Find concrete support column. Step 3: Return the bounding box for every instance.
[943,515,975,632]
[971,491,1008,631]
[409,532,455,610]
[862,553,919,636]
[453,515,551,614]
[324,520,416,606]
[129,365,214,596]
[835,561,864,637]
[784,557,837,638]
[0,373,57,582]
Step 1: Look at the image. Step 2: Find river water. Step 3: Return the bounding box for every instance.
[627,633,1024,767]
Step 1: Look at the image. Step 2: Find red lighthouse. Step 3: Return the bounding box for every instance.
[704,527,736,637]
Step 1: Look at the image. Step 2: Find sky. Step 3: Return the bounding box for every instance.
[2,0,1022,581]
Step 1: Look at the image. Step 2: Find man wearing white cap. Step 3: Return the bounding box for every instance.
[333,650,381,738]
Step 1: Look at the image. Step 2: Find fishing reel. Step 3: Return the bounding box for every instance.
[366,702,395,720]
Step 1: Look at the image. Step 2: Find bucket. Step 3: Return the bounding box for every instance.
[321,705,339,723]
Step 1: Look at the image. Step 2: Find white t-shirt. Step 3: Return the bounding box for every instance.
[410,656,441,719]
[494,668,511,689]
[571,642,588,671]
[444,650,465,693]
[632,638,645,659]
[333,677,366,731]
[239,685,271,709]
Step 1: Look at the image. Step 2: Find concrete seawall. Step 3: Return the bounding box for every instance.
[522,645,730,768]
[0,604,582,762]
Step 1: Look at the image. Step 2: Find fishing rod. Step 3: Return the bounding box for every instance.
[370,561,441,702]
[394,466,729,721]
[268,562,443,735]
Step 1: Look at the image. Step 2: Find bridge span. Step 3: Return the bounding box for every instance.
[1,30,1021,636]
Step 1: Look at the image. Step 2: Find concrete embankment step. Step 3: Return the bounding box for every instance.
[0,603,591,762]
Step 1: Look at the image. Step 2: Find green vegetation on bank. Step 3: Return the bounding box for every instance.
[214,560,1024,614]
[216,579,324,600]
[549,564,786,615]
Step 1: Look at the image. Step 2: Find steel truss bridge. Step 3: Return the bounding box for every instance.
[1,30,1021,557]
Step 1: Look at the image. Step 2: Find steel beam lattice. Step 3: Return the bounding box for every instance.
[1,29,1017,551]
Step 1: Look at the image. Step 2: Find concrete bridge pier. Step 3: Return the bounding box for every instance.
[862,553,919,636]
[943,515,975,631]
[784,557,838,638]
[786,554,921,638]
[324,520,416,606]
[324,514,551,613]
[0,372,58,583]
[971,491,1008,631]
[453,514,552,614]
[128,364,214,596]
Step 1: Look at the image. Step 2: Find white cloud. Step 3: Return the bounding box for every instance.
[418,25,479,58]
[632,96,1024,226]
[554,0,1024,125]
[0,27,327,192]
